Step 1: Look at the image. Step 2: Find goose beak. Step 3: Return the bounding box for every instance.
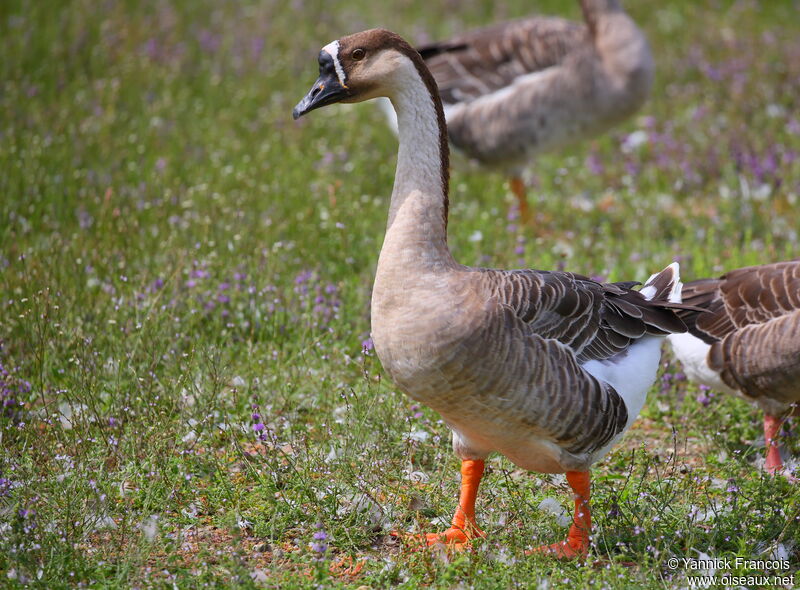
[292,71,348,120]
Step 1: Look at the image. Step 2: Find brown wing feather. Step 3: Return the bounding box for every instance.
[521,331,627,454]
[708,311,800,404]
[678,278,728,344]
[458,304,629,455]
[680,261,800,343]
[477,268,687,364]
[678,261,800,400]
[445,267,686,456]
[419,17,588,104]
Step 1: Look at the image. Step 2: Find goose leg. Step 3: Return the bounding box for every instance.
[530,470,591,559]
[764,414,784,475]
[426,458,486,547]
[509,176,530,224]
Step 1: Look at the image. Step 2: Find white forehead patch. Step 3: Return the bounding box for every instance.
[322,40,348,88]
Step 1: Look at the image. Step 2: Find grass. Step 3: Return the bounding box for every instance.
[1,0,799,587]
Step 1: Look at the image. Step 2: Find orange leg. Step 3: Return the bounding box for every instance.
[509,176,530,224]
[764,414,784,475]
[530,471,591,559]
[426,459,486,547]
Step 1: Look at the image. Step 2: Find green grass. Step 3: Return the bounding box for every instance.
[2,0,799,587]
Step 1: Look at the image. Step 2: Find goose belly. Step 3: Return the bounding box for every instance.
[444,395,592,473]
[392,368,603,473]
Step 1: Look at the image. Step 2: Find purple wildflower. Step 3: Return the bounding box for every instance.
[294,270,313,284]
[696,385,714,407]
[311,523,329,556]
[585,152,604,175]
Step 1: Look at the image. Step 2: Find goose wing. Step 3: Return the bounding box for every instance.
[418,16,588,105]
[480,268,686,363]
[462,266,684,456]
[681,261,800,401]
[483,305,631,455]
[681,260,800,344]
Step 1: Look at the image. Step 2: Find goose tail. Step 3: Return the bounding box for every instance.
[640,262,682,304]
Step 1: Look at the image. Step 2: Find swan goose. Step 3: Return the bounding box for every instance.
[379,0,654,221]
[668,261,800,478]
[293,29,687,558]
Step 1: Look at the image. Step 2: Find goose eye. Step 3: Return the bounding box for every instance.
[351,48,365,61]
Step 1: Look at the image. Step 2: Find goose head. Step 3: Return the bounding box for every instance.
[293,29,435,119]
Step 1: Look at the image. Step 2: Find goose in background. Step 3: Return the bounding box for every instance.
[379,0,654,221]
[669,261,800,478]
[293,28,687,558]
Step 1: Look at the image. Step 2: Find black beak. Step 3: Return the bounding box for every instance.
[292,52,349,120]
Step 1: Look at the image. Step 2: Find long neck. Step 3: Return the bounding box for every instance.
[383,60,452,266]
[580,0,622,35]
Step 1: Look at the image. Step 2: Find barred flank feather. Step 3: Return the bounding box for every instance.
[678,261,800,405]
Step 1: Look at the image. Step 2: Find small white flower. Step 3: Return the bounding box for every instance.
[407,429,429,443]
[766,542,791,561]
[181,504,199,519]
[406,470,429,483]
[58,402,88,430]
[88,514,118,530]
[538,498,571,527]
[621,130,648,152]
[140,515,159,541]
[325,446,342,462]
[766,104,785,118]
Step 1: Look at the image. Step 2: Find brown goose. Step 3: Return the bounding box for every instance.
[293,28,686,558]
[668,261,800,477]
[379,0,654,221]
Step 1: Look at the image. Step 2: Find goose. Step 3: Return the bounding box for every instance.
[293,28,687,558]
[668,261,800,478]
[378,0,654,221]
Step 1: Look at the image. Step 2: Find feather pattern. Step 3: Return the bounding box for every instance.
[419,17,587,105]
[676,261,800,406]
[475,269,685,361]
[415,0,654,170]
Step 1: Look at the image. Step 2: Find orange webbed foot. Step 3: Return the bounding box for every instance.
[763,414,793,480]
[528,538,588,560]
[390,525,485,552]
[528,471,592,561]
[393,458,488,552]
[424,524,486,549]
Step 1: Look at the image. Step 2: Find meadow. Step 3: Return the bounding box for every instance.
[1,0,799,587]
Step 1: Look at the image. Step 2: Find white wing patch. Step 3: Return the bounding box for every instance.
[322,40,348,88]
